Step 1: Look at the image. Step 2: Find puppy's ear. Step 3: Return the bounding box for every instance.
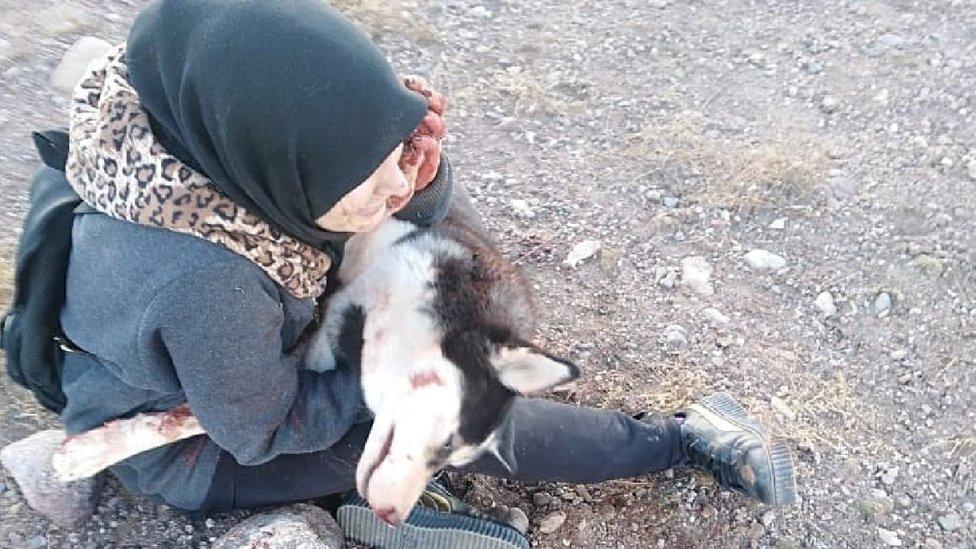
[490,341,580,395]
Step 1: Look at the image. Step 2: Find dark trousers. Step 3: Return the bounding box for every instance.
[196,398,684,513]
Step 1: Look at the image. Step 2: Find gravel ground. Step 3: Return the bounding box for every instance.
[2,0,975,547]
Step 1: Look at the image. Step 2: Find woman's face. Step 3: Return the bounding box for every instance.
[316,143,414,233]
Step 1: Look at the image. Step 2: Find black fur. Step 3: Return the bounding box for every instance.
[430,254,516,445]
[335,305,366,375]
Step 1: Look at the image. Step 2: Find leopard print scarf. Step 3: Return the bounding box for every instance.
[65,45,331,299]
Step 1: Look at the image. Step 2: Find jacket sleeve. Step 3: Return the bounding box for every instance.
[394,153,453,227]
[141,262,366,465]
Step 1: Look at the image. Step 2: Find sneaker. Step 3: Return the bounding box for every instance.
[677,392,797,506]
[337,477,529,549]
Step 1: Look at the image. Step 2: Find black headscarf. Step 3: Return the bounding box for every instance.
[126,0,427,252]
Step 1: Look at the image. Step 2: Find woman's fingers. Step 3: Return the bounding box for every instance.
[401,75,447,190]
[404,75,447,115]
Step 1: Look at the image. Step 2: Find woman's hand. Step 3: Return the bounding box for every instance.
[400,76,446,191]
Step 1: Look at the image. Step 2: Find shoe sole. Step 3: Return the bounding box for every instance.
[338,495,529,549]
[691,392,798,507]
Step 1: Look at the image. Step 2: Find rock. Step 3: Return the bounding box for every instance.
[496,117,520,131]
[648,0,670,8]
[662,196,680,209]
[24,535,48,549]
[744,249,787,270]
[768,217,787,230]
[814,291,837,316]
[655,266,678,289]
[873,292,892,315]
[770,397,796,421]
[912,254,944,277]
[681,256,714,296]
[0,430,99,526]
[504,507,529,534]
[532,492,553,507]
[538,510,567,534]
[660,325,689,355]
[205,518,216,529]
[878,528,902,547]
[50,36,113,95]
[889,349,908,361]
[702,308,729,325]
[803,60,823,75]
[510,198,535,219]
[937,513,961,531]
[212,504,344,549]
[563,240,601,267]
[761,510,775,527]
[880,465,898,486]
[820,96,840,114]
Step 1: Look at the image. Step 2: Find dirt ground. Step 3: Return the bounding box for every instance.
[1,0,974,547]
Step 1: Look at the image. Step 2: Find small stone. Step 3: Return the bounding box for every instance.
[889,349,908,361]
[212,504,344,549]
[937,513,961,531]
[803,60,823,75]
[681,256,714,296]
[533,492,553,507]
[510,199,535,219]
[814,291,837,316]
[538,511,567,534]
[912,254,944,277]
[205,518,216,529]
[470,5,492,18]
[660,325,689,355]
[68,532,81,543]
[505,507,529,534]
[648,0,670,8]
[662,196,680,209]
[880,466,899,486]
[25,535,48,549]
[768,217,787,230]
[0,430,99,526]
[563,240,601,267]
[820,96,840,114]
[878,528,902,546]
[744,249,787,270]
[655,266,678,289]
[770,397,796,421]
[50,37,113,95]
[761,510,775,527]
[873,292,892,315]
[496,117,519,131]
[702,308,729,325]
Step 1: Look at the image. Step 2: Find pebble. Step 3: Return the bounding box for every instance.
[770,396,797,421]
[496,117,519,131]
[681,256,714,296]
[803,60,823,75]
[655,266,678,289]
[660,325,689,355]
[504,507,529,534]
[873,292,892,315]
[212,504,343,549]
[533,492,553,507]
[937,513,961,531]
[889,349,908,361]
[702,308,729,325]
[761,510,775,527]
[563,240,601,267]
[25,535,48,549]
[205,518,216,529]
[662,196,680,209]
[820,96,840,113]
[649,0,670,8]
[538,510,567,534]
[744,249,787,270]
[510,198,536,218]
[768,217,787,230]
[814,291,837,316]
[881,466,899,486]
[50,36,113,95]
[878,528,902,546]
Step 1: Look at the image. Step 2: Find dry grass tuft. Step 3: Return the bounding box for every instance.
[490,70,582,116]
[331,0,439,43]
[628,110,828,212]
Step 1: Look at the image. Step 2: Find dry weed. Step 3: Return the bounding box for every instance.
[628,110,828,212]
[331,0,438,43]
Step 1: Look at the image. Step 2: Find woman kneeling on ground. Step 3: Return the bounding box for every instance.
[46,0,795,545]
